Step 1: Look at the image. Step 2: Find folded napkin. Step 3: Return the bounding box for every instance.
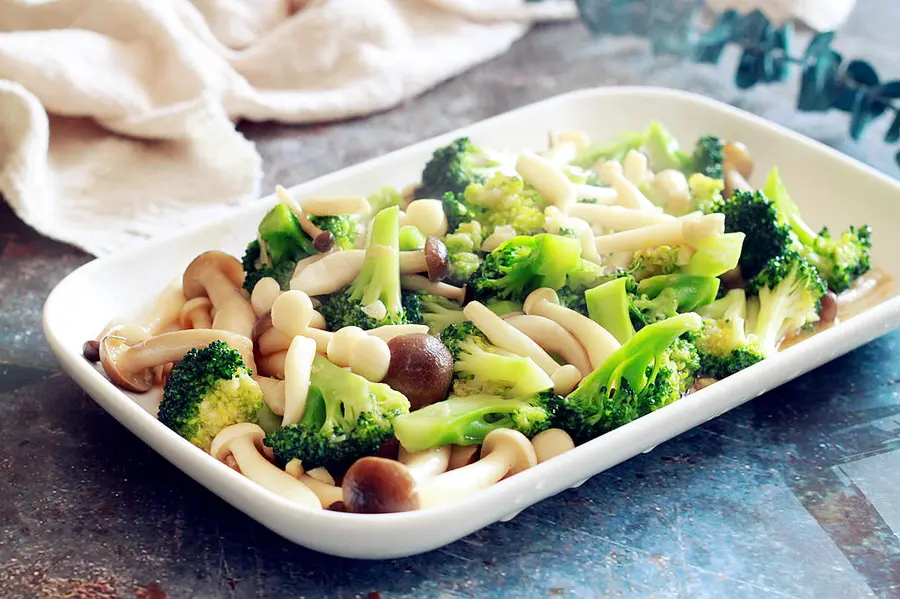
[0,0,576,256]
[0,0,853,256]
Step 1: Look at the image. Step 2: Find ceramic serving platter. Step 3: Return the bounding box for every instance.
[43,87,900,559]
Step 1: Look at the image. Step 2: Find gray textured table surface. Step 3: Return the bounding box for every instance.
[2,3,900,598]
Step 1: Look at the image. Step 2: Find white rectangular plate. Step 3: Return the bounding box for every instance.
[43,87,900,560]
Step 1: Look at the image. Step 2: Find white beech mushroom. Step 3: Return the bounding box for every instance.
[502,314,591,376]
[348,335,391,382]
[567,203,674,231]
[342,429,536,513]
[593,213,724,255]
[398,236,450,281]
[211,423,321,509]
[365,324,430,342]
[257,351,287,379]
[622,149,650,186]
[398,445,452,480]
[250,277,283,317]
[523,288,620,370]
[551,364,583,395]
[515,151,576,208]
[290,250,365,296]
[722,142,754,198]
[178,297,213,330]
[597,160,657,211]
[282,336,317,426]
[650,170,692,216]
[400,275,466,305]
[573,184,618,204]
[254,375,286,415]
[183,251,257,339]
[326,326,368,367]
[276,185,370,217]
[99,329,255,392]
[463,301,559,375]
[481,225,517,253]
[405,199,449,238]
[270,290,333,353]
[531,428,575,463]
[284,460,342,508]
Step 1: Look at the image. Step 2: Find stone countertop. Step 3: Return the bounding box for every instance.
[2,3,900,598]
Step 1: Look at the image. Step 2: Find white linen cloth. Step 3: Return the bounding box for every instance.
[0,0,853,256]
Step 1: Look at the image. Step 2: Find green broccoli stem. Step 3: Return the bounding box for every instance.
[349,206,403,316]
[570,313,703,402]
[585,277,636,344]
[685,232,745,278]
[637,275,720,312]
[392,394,550,452]
[762,168,818,246]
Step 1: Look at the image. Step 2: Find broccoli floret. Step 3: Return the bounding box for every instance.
[419,138,500,201]
[688,173,725,214]
[444,221,484,286]
[264,355,410,470]
[242,203,317,292]
[368,186,404,214]
[557,286,589,315]
[241,241,298,292]
[747,252,826,356]
[392,391,556,453]
[554,313,702,443]
[470,233,600,303]
[439,321,554,398]
[633,274,720,323]
[318,206,405,330]
[485,299,524,316]
[403,292,465,335]
[715,189,793,281]
[462,174,547,236]
[447,252,482,287]
[158,341,264,451]
[629,246,682,281]
[440,191,472,233]
[309,214,358,250]
[684,232,746,278]
[685,135,725,179]
[643,121,690,172]
[695,289,765,379]
[763,168,871,292]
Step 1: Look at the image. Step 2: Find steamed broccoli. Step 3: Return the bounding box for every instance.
[398,225,425,251]
[264,355,410,470]
[643,121,689,172]
[242,203,316,292]
[318,206,406,330]
[158,341,264,451]
[462,174,547,236]
[554,313,703,444]
[695,289,765,379]
[444,220,484,286]
[689,173,725,214]
[747,252,826,356]
[440,321,554,398]
[585,277,637,344]
[470,233,602,303]
[573,130,646,169]
[685,135,725,179]
[628,246,682,281]
[715,189,794,281]
[392,391,555,453]
[634,274,720,325]
[628,233,744,282]
[368,186,404,215]
[403,292,466,335]
[419,137,500,201]
[763,168,871,292]
[309,214,358,250]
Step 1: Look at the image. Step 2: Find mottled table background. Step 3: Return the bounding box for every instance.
[2,2,900,598]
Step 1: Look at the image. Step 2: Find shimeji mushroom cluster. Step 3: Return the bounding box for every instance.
[85,121,874,514]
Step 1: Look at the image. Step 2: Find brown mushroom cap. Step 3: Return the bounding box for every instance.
[342,456,419,514]
[424,236,449,282]
[100,335,154,392]
[480,429,537,477]
[383,334,453,410]
[183,251,246,299]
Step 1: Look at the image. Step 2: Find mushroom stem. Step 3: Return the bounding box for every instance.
[258,326,292,356]
[284,460,343,507]
[178,297,213,330]
[502,314,592,376]
[211,424,321,509]
[593,213,723,255]
[523,289,619,370]
[398,446,451,482]
[463,302,559,375]
[294,209,336,253]
[400,275,466,304]
[254,375,285,415]
[516,151,576,208]
[567,203,674,230]
[366,324,430,342]
[398,237,449,281]
[183,252,256,339]
[531,428,575,463]
[448,445,479,470]
[100,330,255,392]
[416,429,537,509]
[257,351,287,379]
[97,278,185,342]
[597,160,657,211]
[290,250,365,296]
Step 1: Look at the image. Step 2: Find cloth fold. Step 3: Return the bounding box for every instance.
[0,0,576,256]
